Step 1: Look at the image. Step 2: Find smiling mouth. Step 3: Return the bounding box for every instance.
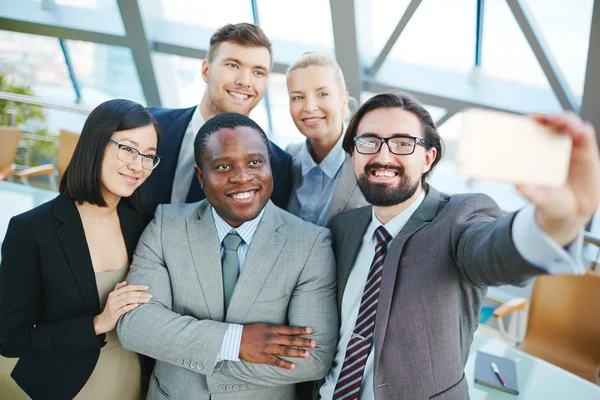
[227,189,259,202]
[302,117,325,126]
[371,170,398,178]
[228,91,251,101]
[119,173,140,183]
[365,164,403,180]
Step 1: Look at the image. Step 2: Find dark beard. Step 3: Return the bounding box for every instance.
[357,164,420,207]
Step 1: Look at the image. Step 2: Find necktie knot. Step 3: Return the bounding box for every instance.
[374,226,392,247]
[223,232,244,251]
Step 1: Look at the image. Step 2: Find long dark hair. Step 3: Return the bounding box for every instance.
[60,99,161,210]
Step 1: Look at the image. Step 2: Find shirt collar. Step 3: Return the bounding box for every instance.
[300,130,346,180]
[211,206,265,247]
[191,105,205,137]
[365,190,426,246]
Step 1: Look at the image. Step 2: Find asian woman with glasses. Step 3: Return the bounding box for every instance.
[0,99,161,399]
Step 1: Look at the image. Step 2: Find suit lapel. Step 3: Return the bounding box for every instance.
[150,106,196,204]
[336,207,372,310]
[287,143,303,208]
[186,201,225,321]
[327,155,357,224]
[373,188,441,373]
[53,193,100,313]
[226,202,287,323]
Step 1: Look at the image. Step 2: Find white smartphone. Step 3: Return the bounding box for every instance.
[456,108,572,187]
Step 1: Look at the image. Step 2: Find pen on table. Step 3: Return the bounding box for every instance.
[490,361,507,387]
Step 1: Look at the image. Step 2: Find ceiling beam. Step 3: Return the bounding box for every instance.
[0,17,126,46]
[117,0,161,106]
[329,0,364,102]
[580,0,600,142]
[369,0,422,77]
[506,0,579,112]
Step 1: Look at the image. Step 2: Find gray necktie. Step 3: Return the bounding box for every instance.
[222,232,244,311]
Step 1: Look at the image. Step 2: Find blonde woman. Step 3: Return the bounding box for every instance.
[286,52,367,226]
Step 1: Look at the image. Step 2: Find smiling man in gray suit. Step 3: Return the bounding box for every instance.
[118,113,338,399]
[318,91,600,400]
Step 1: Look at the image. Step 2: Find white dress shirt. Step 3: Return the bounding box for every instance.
[319,192,426,400]
[212,207,266,361]
[319,193,584,400]
[170,106,205,204]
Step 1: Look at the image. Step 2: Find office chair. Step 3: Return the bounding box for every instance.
[494,270,600,384]
[0,127,23,181]
[15,129,79,190]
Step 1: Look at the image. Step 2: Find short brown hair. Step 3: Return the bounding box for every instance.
[343,91,444,188]
[207,23,272,66]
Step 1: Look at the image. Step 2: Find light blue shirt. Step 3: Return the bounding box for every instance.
[288,134,346,226]
[320,195,584,400]
[212,207,265,362]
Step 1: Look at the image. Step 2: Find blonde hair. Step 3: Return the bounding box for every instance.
[287,51,352,120]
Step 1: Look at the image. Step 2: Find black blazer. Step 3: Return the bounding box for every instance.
[0,192,151,400]
[143,106,293,209]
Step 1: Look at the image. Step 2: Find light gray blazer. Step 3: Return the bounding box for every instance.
[117,200,338,400]
[329,187,545,400]
[287,142,367,227]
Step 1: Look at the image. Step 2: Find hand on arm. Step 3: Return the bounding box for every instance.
[517,112,600,246]
[239,324,315,370]
[93,281,152,334]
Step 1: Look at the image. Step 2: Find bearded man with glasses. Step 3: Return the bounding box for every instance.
[317,91,600,400]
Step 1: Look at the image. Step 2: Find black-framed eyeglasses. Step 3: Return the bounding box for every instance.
[353,135,430,155]
[109,140,161,170]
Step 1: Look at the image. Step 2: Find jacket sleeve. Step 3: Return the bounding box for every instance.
[0,216,103,358]
[453,194,545,287]
[117,205,230,375]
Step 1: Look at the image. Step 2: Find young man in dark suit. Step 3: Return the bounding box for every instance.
[144,23,292,209]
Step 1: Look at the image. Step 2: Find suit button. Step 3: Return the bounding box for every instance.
[190,361,197,368]
[226,385,233,391]
[183,359,190,367]
[218,385,226,391]
[196,363,203,370]
[233,384,240,391]
[176,358,183,365]
[240,384,248,391]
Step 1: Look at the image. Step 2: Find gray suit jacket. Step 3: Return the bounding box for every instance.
[329,187,544,400]
[287,142,367,226]
[117,200,338,400]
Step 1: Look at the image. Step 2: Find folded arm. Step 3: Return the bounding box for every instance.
[206,228,339,390]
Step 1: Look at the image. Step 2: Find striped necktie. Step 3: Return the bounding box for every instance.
[333,226,393,400]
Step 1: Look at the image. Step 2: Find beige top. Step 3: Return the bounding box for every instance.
[74,266,142,400]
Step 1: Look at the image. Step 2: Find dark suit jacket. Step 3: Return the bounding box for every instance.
[329,187,545,400]
[0,192,151,400]
[144,106,293,209]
